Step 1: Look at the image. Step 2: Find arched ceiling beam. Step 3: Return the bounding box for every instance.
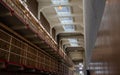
[51,22,82,26]
[62,42,84,48]
[66,47,84,52]
[37,2,83,8]
[38,3,83,19]
[56,31,84,35]
[48,14,83,18]
[52,24,83,29]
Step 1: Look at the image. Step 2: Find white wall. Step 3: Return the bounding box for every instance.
[84,0,106,72]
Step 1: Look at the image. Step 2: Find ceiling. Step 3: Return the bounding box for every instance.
[37,0,84,69]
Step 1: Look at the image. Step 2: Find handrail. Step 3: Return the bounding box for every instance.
[11,0,57,51]
[1,0,73,66]
[18,0,57,45]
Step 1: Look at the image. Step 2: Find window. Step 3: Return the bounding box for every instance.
[55,7,71,16]
[51,0,68,4]
[70,43,78,46]
[51,0,75,32]
[55,6,70,12]
[69,39,77,43]
[63,25,74,32]
[60,17,73,24]
[68,39,78,46]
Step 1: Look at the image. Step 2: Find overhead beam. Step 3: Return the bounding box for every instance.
[57,33,83,46]
[63,43,84,47]
[38,1,82,19]
[56,31,84,36]
[38,3,82,8]
[73,59,83,64]
[66,47,84,52]
[51,22,82,28]
[61,39,84,42]
[58,33,83,38]
[48,14,83,18]
[52,24,83,28]
[62,43,84,48]
[51,23,82,25]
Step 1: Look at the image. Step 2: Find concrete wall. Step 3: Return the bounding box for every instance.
[84,0,106,67]
[89,0,120,75]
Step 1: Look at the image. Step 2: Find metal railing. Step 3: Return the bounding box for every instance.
[0,28,72,74]
[0,29,57,72]
[1,0,73,66]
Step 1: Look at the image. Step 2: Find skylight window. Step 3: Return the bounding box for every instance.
[51,0,75,32]
[55,6,71,16]
[68,39,78,46]
[63,25,75,32]
[69,39,77,43]
[51,0,68,4]
[79,71,84,75]
[60,17,73,24]
[55,7,70,12]
[70,43,78,46]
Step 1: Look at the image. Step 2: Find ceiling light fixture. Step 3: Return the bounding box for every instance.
[58,1,62,10]
[58,5,62,10]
